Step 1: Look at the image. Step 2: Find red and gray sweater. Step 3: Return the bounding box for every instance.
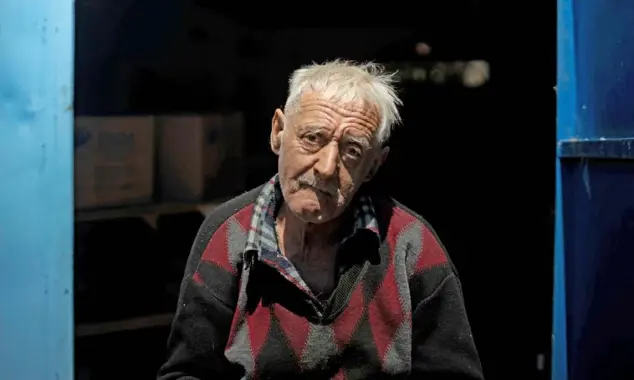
[158,178,483,380]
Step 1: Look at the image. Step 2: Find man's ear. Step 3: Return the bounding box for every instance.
[364,146,390,182]
[270,109,285,155]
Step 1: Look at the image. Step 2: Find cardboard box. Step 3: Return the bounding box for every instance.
[157,113,245,202]
[75,116,155,209]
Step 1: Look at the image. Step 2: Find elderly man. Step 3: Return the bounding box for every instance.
[157,60,483,379]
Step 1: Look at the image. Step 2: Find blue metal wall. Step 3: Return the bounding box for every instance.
[555,0,634,379]
[0,1,74,379]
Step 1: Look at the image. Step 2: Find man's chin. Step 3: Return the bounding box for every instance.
[287,200,332,224]
[296,207,329,224]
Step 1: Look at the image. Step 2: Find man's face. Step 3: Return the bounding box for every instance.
[271,92,388,224]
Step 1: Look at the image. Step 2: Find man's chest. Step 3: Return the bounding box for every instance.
[275,222,340,298]
[224,258,414,379]
[287,250,338,298]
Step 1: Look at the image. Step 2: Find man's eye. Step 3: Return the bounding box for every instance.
[346,146,362,158]
[304,134,319,144]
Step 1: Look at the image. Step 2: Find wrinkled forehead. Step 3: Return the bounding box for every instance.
[292,92,382,127]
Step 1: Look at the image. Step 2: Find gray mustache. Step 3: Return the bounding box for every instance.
[297,175,338,196]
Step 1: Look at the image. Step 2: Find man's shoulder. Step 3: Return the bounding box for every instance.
[381,197,435,231]
[373,195,454,278]
[189,185,263,273]
[203,185,264,230]
[373,195,441,242]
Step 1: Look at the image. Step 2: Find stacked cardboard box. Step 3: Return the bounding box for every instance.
[156,113,245,202]
[74,113,245,209]
[75,116,155,209]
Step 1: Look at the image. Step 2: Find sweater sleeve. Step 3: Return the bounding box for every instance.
[156,206,246,380]
[401,213,484,379]
[156,272,237,379]
[410,271,484,379]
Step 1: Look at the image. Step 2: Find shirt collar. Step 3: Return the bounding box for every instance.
[244,175,380,260]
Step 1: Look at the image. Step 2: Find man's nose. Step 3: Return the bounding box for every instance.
[313,142,339,179]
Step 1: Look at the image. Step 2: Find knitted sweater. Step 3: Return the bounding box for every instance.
[157,182,483,380]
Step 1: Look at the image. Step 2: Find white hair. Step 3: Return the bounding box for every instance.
[283,60,402,144]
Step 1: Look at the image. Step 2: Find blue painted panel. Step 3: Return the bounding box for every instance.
[559,138,634,159]
[553,162,568,380]
[555,0,634,378]
[554,0,575,378]
[0,1,74,379]
[561,160,634,380]
[575,0,634,138]
[557,0,578,142]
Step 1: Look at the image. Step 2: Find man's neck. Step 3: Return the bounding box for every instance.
[276,204,350,261]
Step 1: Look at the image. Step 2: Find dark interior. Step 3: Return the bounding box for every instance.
[73,2,555,379]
